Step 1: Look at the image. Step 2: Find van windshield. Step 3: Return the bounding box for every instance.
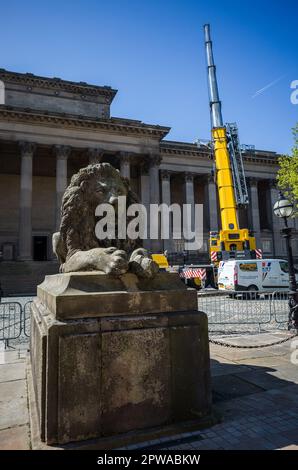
[280,261,288,273]
[280,261,298,274]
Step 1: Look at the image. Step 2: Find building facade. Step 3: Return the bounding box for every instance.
[0,70,297,293]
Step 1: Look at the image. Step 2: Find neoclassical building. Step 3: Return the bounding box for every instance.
[0,69,297,293]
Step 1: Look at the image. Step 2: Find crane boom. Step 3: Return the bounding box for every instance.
[204,24,223,128]
[204,23,238,232]
[203,24,259,263]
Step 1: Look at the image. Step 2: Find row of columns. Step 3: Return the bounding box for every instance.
[160,171,219,252]
[17,141,284,259]
[246,177,290,255]
[18,142,71,260]
[159,174,287,255]
[17,143,161,260]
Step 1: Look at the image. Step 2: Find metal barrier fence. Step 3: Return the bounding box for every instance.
[0,301,32,347]
[271,291,290,324]
[24,301,33,337]
[197,290,289,327]
[0,302,23,342]
[0,291,291,346]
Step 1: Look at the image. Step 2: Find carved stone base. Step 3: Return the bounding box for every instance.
[30,272,212,446]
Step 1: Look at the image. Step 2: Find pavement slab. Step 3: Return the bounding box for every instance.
[0,379,27,401]
[0,327,298,450]
[0,362,26,383]
[0,425,30,450]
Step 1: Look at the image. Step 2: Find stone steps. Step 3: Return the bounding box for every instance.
[0,261,59,296]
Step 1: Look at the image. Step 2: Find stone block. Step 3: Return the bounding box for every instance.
[30,271,212,446]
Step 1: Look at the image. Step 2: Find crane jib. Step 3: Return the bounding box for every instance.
[203,24,257,262]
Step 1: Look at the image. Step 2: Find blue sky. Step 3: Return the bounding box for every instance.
[0,0,297,154]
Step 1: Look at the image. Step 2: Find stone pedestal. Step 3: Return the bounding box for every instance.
[30,271,212,447]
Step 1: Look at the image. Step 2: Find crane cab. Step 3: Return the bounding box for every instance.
[210,229,257,263]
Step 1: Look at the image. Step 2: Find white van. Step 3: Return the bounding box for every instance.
[218,259,298,292]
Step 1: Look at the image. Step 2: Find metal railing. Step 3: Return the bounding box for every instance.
[271,291,290,324]
[0,291,291,346]
[24,301,33,337]
[0,301,32,347]
[197,290,290,328]
[0,302,23,342]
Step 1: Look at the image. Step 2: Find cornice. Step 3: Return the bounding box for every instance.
[0,69,117,101]
[0,105,170,139]
[160,140,279,166]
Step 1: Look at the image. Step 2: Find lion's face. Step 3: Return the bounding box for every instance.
[95,176,128,208]
[77,164,129,208]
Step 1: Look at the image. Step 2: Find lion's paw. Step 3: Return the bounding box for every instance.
[104,249,129,276]
[129,254,159,279]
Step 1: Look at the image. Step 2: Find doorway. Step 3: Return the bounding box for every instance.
[33,236,48,261]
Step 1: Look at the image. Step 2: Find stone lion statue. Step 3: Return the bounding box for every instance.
[52,162,158,278]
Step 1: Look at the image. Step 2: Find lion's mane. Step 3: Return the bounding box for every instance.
[57,163,141,265]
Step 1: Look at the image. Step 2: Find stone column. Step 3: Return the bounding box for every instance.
[119,152,131,179]
[18,141,35,260]
[269,180,283,257]
[88,148,104,164]
[140,161,150,250]
[207,174,219,232]
[55,145,71,231]
[149,155,162,252]
[184,173,195,250]
[161,170,172,252]
[248,177,261,249]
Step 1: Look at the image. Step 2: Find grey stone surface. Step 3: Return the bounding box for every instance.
[0,425,30,450]
[30,271,211,446]
[37,271,197,320]
[0,379,27,400]
[0,362,26,382]
[0,397,28,430]
[1,328,298,450]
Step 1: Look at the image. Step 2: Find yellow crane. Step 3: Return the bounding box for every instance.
[204,24,259,263]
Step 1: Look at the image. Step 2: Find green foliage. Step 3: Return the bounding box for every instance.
[277,124,298,209]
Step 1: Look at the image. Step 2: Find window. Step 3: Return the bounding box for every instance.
[262,240,271,253]
[239,262,257,271]
[279,261,298,274]
[279,261,288,273]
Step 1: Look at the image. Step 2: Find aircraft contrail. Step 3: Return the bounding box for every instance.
[252,75,286,99]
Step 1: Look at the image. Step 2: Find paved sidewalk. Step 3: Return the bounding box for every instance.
[0,331,298,450]
[0,346,30,449]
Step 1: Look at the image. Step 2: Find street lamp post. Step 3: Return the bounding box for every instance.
[273,193,298,330]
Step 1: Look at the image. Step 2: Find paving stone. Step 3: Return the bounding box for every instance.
[0,397,28,430]
[0,362,26,383]
[0,379,26,402]
[0,425,30,450]
[212,374,264,402]
[0,350,23,365]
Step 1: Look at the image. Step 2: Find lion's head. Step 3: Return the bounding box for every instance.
[57,163,141,264]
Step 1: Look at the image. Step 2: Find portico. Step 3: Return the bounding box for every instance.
[0,69,296,294]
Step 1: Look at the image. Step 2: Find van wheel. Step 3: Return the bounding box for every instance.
[245,285,259,300]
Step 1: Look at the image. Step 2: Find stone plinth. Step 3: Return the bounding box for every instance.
[30,272,212,446]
